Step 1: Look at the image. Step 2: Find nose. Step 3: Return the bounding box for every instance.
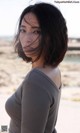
[24,33,32,44]
[20,32,35,49]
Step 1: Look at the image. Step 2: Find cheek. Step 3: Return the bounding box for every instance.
[32,35,41,48]
[19,34,27,48]
[19,33,42,52]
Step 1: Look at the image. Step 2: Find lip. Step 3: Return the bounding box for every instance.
[22,45,30,49]
[22,45,34,52]
[23,47,29,52]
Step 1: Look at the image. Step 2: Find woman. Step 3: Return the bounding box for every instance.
[5,2,68,133]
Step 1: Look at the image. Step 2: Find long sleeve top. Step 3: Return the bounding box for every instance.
[5,68,61,133]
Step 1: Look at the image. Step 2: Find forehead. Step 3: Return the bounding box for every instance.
[21,12,39,27]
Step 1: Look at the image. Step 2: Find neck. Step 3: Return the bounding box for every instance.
[32,57,44,69]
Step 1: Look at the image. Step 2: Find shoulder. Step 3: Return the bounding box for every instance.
[24,68,54,88]
[24,68,42,83]
[50,67,61,89]
[24,68,61,91]
[24,68,48,89]
[24,67,61,95]
[22,69,53,104]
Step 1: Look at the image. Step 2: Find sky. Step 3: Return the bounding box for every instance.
[0,0,80,38]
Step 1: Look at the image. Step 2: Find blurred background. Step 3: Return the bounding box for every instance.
[0,0,80,133]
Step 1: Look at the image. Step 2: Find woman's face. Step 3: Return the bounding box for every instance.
[19,12,41,60]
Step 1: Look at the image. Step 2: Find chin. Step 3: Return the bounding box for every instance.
[24,52,32,58]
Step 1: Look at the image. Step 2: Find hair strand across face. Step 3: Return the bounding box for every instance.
[14,2,68,67]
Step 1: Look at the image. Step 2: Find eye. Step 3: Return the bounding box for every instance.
[19,28,26,33]
[33,30,41,34]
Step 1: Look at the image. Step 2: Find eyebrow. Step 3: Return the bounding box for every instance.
[20,25,40,29]
[20,17,40,29]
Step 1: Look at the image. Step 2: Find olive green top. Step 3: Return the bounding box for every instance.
[5,68,61,133]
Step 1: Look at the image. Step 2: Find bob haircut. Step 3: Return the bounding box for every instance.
[15,2,68,67]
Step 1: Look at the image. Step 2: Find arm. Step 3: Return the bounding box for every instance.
[21,77,51,133]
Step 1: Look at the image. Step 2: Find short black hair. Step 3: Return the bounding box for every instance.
[15,2,68,67]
